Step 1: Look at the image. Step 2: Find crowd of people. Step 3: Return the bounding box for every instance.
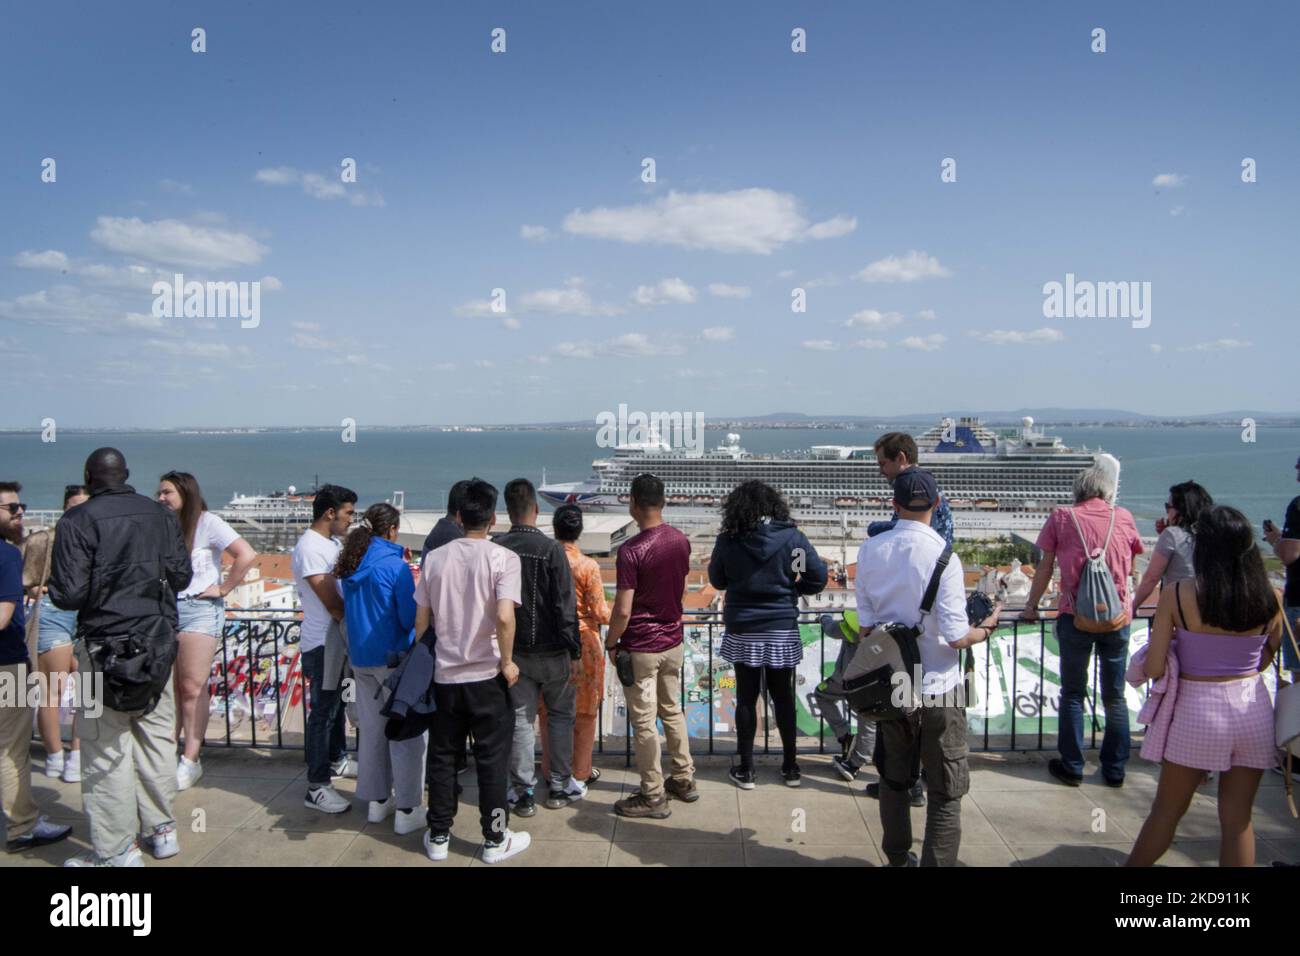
[0,439,1296,867]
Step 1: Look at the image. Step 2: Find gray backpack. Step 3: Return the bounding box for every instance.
[1067,505,1129,633]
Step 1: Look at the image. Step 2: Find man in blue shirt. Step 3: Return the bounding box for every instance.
[0,480,73,853]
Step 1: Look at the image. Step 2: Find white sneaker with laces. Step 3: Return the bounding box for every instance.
[330,755,358,779]
[395,807,424,835]
[45,751,65,779]
[368,797,396,824]
[424,829,449,861]
[482,829,531,864]
[142,823,179,859]
[61,750,81,784]
[304,785,350,814]
[64,844,145,867]
[176,756,203,791]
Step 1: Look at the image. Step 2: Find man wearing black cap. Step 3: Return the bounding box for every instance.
[854,469,999,866]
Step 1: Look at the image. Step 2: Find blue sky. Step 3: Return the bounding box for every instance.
[2,0,1297,427]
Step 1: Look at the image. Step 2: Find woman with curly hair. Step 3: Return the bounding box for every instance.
[709,480,827,788]
[334,502,425,836]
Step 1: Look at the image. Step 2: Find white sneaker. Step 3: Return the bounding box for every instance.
[424,829,449,861]
[367,798,396,824]
[45,751,65,779]
[394,806,424,835]
[64,844,145,867]
[330,755,358,779]
[61,750,81,784]
[176,756,203,791]
[545,777,588,808]
[141,823,179,860]
[304,785,351,814]
[482,829,531,864]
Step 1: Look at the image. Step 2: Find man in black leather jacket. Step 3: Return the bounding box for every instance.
[496,479,581,816]
[48,447,193,867]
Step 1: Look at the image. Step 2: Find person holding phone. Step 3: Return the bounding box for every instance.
[1262,454,1300,682]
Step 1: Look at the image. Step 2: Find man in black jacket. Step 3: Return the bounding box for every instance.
[497,479,582,815]
[48,448,193,867]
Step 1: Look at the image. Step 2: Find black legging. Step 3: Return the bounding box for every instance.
[734,664,798,770]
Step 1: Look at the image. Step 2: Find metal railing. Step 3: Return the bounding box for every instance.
[199,604,1258,760]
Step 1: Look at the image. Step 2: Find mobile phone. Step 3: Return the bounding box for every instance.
[1263,519,1276,533]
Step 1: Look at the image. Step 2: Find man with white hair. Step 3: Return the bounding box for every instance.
[1020,455,1143,787]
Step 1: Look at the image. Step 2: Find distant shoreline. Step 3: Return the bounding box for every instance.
[2,418,1298,435]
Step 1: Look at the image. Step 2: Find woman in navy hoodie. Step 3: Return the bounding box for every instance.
[709,481,827,789]
[334,503,426,835]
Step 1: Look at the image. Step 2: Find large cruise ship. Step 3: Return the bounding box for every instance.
[538,417,1103,538]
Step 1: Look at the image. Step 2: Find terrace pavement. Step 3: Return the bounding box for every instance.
[4,748,1298,867]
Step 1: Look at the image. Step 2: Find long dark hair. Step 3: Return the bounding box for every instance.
[1168,480,1212,530]
[720,480,791,537]
[160,471,208,551]
[334,503,402,579]
[1192,505,1276,631]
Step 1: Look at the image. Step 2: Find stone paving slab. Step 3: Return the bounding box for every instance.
[4,747,1296,867]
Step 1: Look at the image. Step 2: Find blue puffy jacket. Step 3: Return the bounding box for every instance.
[340,536,416,668]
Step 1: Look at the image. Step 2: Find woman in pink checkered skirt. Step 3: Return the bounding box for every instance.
[1126,505,1284,867]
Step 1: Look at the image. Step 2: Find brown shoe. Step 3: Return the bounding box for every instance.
[614,792,672,819]
[664,777,700,803]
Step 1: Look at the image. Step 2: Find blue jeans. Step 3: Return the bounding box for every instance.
[1056,614,1130,780]
[301,646,347,785]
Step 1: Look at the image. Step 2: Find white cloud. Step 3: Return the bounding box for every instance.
[1178,339,1251,352]
[777,269,795,279]
[856,251,950,283]
[0,285,123,329]
[968,327,1064,346]
[562,188,857,254]
[259,275,283,291]
[159,179,193,194]
[502,316,522,330]
[632,277,697,306]
[521,278,623,317]
[854,338,889,349]
[1152,173,1186,189]
[454,299,503,318]
[90,216,268,270]
[13,250,69,270]
[1149,344,1163,353]
[707,282,751,299]
[291,320,321,332]
[844,308,903,329]
[899,333,946,351]
[552,332,684,360]
[701,326,735,342]
[254,167,384,207]
[147,338,240,358]
[474,359,496,369]
[916,309,936,321]
[519,224,552,241]
[1170,206,1185,217]
[124,312,166,331]
[433,362,456,371]
[802,340,835,351]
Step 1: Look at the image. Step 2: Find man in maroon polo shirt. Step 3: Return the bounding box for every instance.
[606,474,696,818]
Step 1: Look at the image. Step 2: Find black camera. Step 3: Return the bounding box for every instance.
[966,591,996,626]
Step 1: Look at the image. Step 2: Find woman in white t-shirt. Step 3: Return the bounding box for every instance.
[158,471,257,791]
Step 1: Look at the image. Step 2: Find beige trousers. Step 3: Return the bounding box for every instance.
[0,662,38,841]
[625,643,695,799]
[76,642,178,858]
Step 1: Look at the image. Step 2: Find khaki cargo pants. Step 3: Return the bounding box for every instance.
[76,641,178,859]
[626,643,695,799]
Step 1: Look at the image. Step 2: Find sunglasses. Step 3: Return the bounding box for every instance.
[0,503,27,515]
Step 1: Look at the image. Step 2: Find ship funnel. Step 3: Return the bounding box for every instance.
[287,484,297,495]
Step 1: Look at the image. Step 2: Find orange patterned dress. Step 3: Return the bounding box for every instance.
[565,541,611,716]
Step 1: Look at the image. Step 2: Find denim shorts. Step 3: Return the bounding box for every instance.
[37,594,78,654]
[177,595,226,637]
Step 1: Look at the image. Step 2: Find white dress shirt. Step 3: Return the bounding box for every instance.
[855,519,969,695]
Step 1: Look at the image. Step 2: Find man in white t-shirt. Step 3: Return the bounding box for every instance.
[415,479,530,864]
[854,469,999,867]
[291,485,356,813]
